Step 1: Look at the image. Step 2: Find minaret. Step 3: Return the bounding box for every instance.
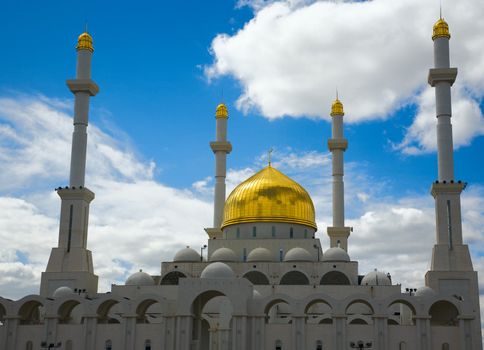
[425,18,482,348]
[205,103,232,239]
[427,17,472,272]
[326,96,351,252]
[40,31,99,297]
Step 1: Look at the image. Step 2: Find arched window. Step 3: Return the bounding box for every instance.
[337,240,341,247]
[399,341,406,350]
[236,228,240,238]
[349,318,368,325]
[320,271,350,285]
[442,343,450,350]
[243,248,247,262]
[279,249,283,262]
[243,271,270,285]
[145,339,152,350]
[272,226,276,237]
[252,226,257,237]
[105,340,112,350]
[26,341,33,350]
[66,340,73,350]
[289,227,293,238]
[275,340,282,350]
[160,271,186,285]
[280,271,309,285]
[316,340,323,350]
[304,229,308,238]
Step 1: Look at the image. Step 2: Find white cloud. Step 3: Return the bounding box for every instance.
[395,85,484,154]
[0,92,482,333]
[272,149,330,170]
[237,0,316,12]
[0,95,212,298]
[0,95,155,192]
[207,0,484,149]
[192,176,213,195]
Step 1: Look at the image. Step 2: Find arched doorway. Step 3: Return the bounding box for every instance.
[97,300,122,324]
[136,299,163,324]
[429,301,459,326]
[265,299,292,324]
[191,291,234,350]
[387,300,416,326]
[305,300,332,324]
[346,300,374,325]
[18,300,44,325]
[58,300,83,324]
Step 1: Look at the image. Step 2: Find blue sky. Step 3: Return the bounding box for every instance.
[2,0,482,192]
[0,0,483,322]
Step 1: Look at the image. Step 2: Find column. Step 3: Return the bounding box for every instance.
[292,315,306,350]
[333,315,347,350]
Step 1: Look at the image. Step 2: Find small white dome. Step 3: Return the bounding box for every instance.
[284,247,314,262]
[247,247,273,262]
[210,247,237,262]
[361,270,391,286]
[322,247,350,262]
[174,247,200,262]
[53,286,74,298]
[415,286,437,298]
[125,270,155,286]
[201,262,235,279]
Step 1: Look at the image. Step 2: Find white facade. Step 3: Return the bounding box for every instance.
[0,18,482,350]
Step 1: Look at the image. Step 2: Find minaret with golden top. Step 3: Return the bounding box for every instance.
[209,103,232,231]
[326,95,351,252]
[69,31,98,187]
[40,30,99,297]
[425,18,482,348]
[427,16,471,270]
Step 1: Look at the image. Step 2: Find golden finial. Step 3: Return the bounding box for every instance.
[268,148,273,166]
[330,91,344,116]
[76,25,94,52]
[432,11,450,41]
[215,103,228,119]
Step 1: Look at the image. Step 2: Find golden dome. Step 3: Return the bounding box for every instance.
[215,103,228,118]
[76,32,94,52]
[331,98,344,116]
[432,18,450,40]
[221,166,317,230]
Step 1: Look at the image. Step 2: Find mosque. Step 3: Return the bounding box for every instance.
[0,16,482,350]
